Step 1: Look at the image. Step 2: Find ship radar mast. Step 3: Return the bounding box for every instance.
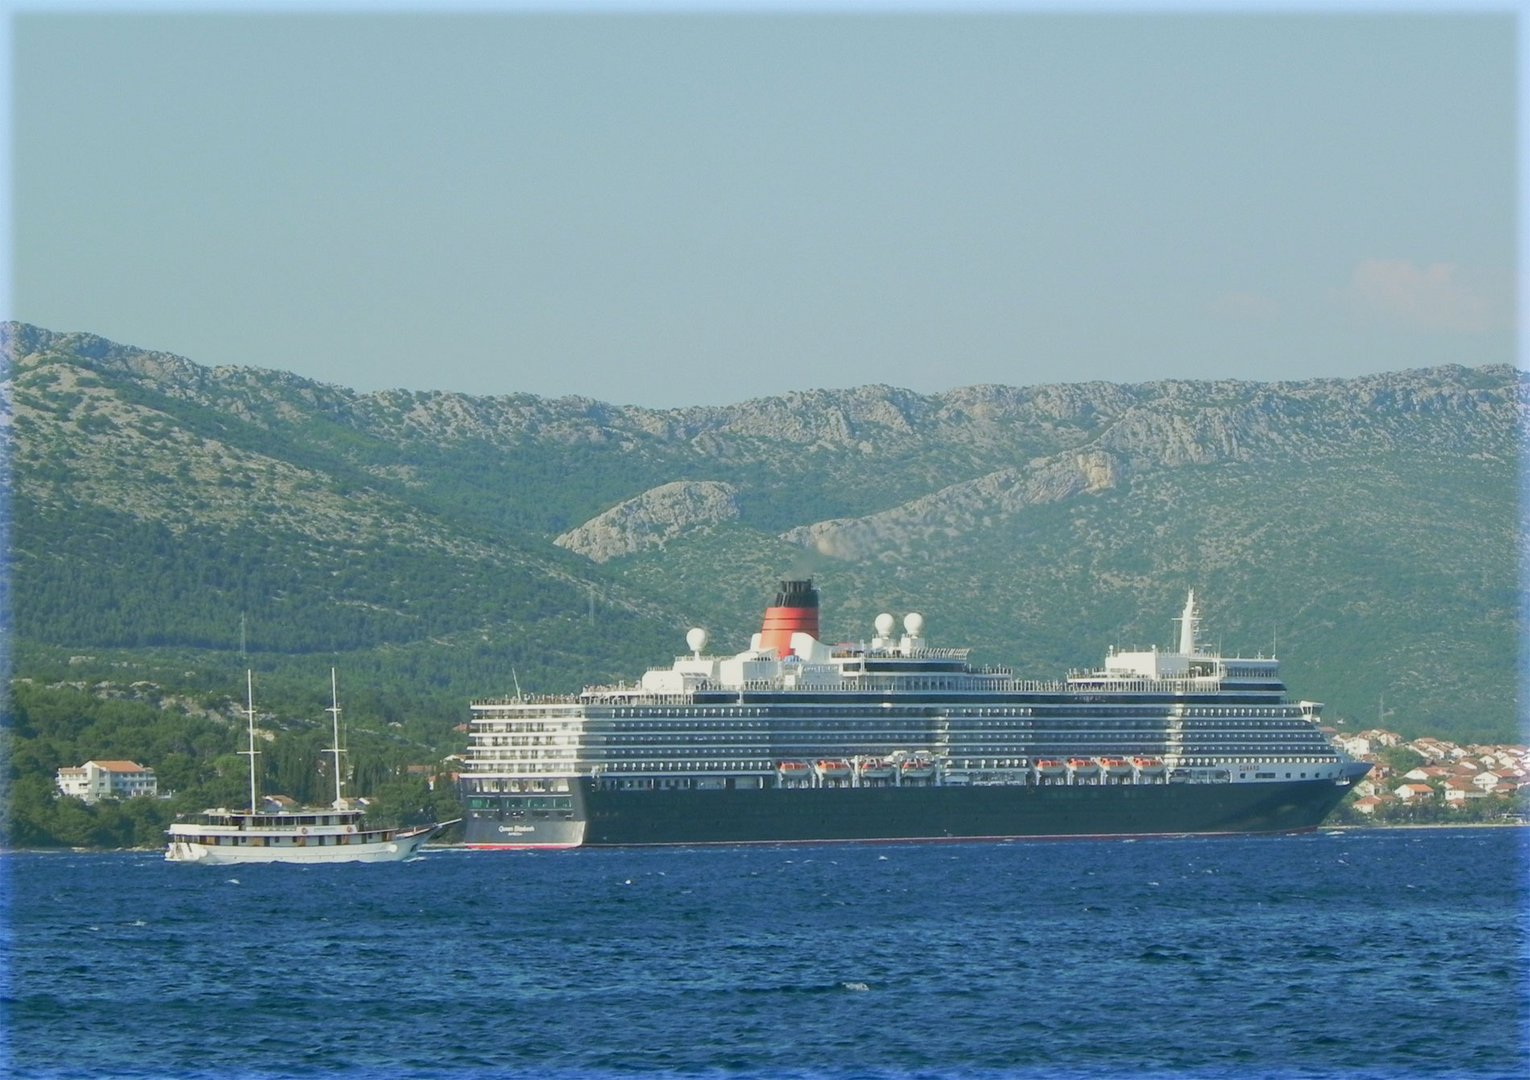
[1177,590,1200,655]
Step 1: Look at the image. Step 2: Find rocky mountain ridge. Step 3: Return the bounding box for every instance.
[555,481,742,563]
[8,324,1509,461]
[3,322,1522,743]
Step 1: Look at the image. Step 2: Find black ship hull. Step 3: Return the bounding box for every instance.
[464,770,1362,849]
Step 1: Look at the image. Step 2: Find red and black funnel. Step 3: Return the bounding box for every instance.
[758,578,820,657]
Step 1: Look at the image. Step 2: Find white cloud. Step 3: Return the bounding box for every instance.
[1342,258,1493,333]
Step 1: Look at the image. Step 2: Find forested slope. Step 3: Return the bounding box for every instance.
[2,322,1522,845]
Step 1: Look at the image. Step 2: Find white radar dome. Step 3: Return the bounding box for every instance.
[904,612,925,638]
[686,627,708,653]
[875,613,896,638]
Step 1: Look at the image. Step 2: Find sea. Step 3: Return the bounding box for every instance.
[2,827,1526,1080]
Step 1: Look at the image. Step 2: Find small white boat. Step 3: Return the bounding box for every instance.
[165,806,445,865]
[166,670,456,865]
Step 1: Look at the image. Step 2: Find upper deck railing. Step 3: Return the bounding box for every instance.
[470,672,1289,710]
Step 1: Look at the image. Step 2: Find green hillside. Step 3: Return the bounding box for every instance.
[1,322,1522,845]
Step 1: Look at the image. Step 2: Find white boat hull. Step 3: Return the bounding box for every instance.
[165,824,439,865]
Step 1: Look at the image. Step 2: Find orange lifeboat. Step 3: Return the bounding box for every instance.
[1132,756,1167,775]
[815,759,851,781]
[857,758,895,781]
[1034,759,1067,777]
[777,760,811,781]
[1067,757,1100,775]
[1099,756,1133,777]
[899,757,936,780]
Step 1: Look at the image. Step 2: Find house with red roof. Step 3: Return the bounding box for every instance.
[55,760,158,804]
[1444,779,1487,806]
[1353,778,1381,799]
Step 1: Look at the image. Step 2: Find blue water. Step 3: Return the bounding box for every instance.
[2,828,1526,1079]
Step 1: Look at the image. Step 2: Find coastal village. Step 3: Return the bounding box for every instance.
[54,726,1530,825]
[1327,727,1530,823]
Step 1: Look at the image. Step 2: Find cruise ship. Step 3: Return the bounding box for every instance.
[462,579,1369,848]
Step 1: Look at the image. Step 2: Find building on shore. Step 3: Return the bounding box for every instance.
[55,760,158,804]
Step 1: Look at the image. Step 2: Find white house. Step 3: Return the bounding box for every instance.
[1336,734,1374,758]
[1444,779,1487,806]
[55,760,158,803]
[1471,771,1508,793]
[1410,739,1451,762]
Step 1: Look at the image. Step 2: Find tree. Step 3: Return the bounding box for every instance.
[1377,746,1427,774]
[364,776,434,827]
[2,774,60,847]
[49,796,102,847]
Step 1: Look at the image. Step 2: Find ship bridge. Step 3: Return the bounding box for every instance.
[1090,591,1282,686]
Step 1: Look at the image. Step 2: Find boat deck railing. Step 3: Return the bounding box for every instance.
[470,673,1301,710]
[472,694,582,707]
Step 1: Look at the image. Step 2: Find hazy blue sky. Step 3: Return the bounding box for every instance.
[8,4,1518,407]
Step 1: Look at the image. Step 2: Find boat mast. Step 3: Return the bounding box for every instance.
[325,667,346,809]
[238,670,260,813]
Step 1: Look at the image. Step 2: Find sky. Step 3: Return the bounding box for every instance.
[6,2,1519,407]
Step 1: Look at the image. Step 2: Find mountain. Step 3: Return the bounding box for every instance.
[556,481,742,562]
[2,322,1523,747]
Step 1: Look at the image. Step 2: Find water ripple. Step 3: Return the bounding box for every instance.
[4,827,1527,1079]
